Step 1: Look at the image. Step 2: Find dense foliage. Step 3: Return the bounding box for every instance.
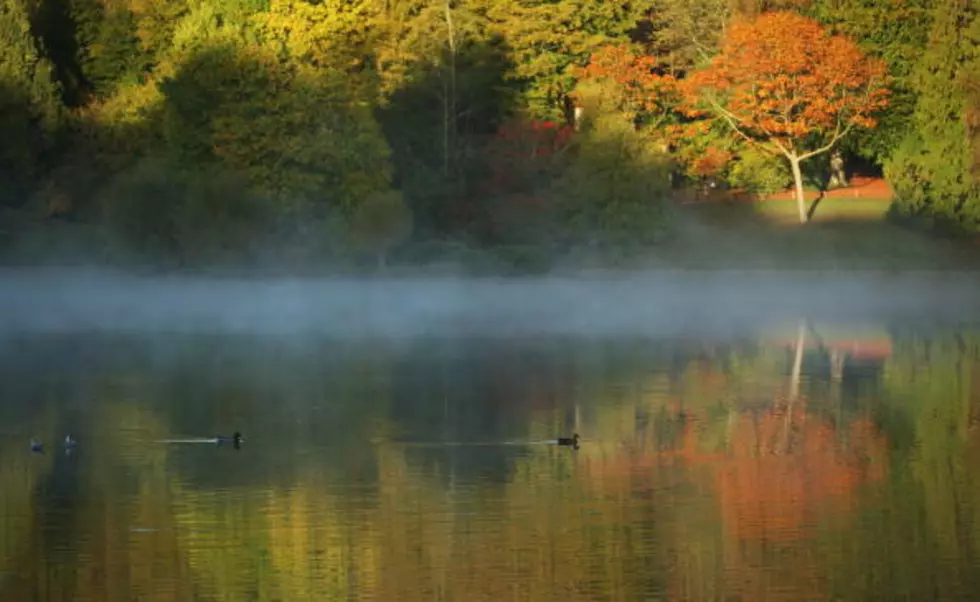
[884,0,980,232]
[0,0,976,269]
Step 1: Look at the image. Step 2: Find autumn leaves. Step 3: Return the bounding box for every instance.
[687,12,890,141]
[688,12,889,222]
[578,11,890,223]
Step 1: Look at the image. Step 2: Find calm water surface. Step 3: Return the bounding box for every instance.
[2,321,980,601]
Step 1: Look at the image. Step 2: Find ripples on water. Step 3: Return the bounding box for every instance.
[2,276,980,600]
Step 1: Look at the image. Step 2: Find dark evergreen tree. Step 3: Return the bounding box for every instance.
[886,0,980,232]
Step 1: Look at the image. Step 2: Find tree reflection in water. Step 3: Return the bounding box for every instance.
[0,325,978,601]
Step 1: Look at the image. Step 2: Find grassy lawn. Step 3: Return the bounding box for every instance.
[633,196,980,271]
[754,197,892,223]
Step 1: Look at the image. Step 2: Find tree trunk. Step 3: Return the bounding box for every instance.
[789,155,807,224]
[442,0,457,179]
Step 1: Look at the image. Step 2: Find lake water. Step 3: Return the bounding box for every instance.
[2,272,980,601]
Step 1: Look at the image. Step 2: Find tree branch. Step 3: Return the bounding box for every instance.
[706,96,789,157]
[690,35,714,62]
[797,112,852,161]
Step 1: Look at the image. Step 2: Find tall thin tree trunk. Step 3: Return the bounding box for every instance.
[442,0,457,179]
[442,81,449,178]
[789,155,807,224]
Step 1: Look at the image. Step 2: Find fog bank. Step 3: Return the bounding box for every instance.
[1,268,978,338]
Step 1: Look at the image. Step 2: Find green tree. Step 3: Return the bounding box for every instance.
[70,0,145,98]
[558,78,673,248]
[101,157,271,263]
[250,0,375,98]
[0,0,62,202]
[641,0,812,74]
[348,190,413,268]
[482,0,639,118]
[159,43,392,209]
[805,0,935,161]
[643,0,729,73]
[969,76,980,176]
[885,0,980,232]
[727,145,791,195]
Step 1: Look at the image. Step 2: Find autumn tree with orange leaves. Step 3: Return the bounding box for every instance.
[684,11,890,223]
[573,44,679,125]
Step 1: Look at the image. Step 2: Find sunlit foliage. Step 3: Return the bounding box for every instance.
[0,0,973,262]
[683,11,890,222]
[885,0,980,233]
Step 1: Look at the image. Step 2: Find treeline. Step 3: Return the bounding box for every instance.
[0,0,978,268]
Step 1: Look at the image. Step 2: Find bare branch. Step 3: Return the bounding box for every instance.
[690,35,714,62]
[797,128,851,161]
[797,112,852,161]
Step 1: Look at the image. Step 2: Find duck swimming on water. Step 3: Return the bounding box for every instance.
[216,432,243,449]
[30,439,43,454]
[557,433,580,450]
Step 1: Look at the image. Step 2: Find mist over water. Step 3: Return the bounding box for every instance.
[1,267,979,338]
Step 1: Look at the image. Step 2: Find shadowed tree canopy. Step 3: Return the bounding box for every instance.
[376,28,516,236]
[159,43,393,208]
[348,189,413,268]
[0,0,62,202]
